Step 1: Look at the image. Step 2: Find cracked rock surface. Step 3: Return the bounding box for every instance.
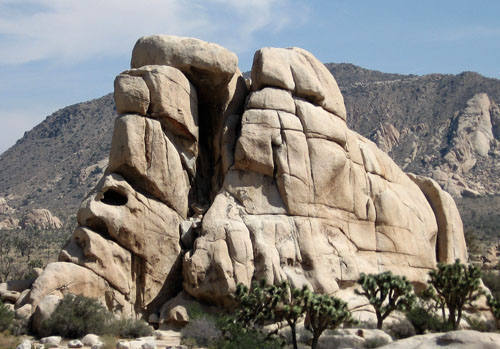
[22,35,468,324]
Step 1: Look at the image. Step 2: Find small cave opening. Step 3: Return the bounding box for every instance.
[101,188,128,206]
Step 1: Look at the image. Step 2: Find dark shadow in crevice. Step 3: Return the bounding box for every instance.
[84,216,112,241]
[101,188,128,206]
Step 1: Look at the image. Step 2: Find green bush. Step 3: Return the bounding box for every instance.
[181,316,221,347]
[423,259,484,330]
[483,271,500,300]
[0,300,14,332]
[40,294,114,338]
[109,318,152,339]
[356,271,415,329]
[40,294,152,339]
[217,319,282,349]
[405,304,451,334]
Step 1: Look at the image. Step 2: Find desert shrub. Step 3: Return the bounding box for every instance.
[40,294,114,338]
[0,331,19,349]
[405,304,451,334]
[110,318,152,338]
[483,271,500,300]
[0,300,14,332]
[423,259,484,330]
[181,316,221,347]
[217,320,282,349]
[365,336,390,348]
[385,318,416,339]
[487,293,500,321]
[100,335,118,349]
[463,315,495,332]
[185,302,206,320]
[356,271,415,329]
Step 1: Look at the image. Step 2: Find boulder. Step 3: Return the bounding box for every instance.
[16,340,31,349]
[131,35,238,89]
[378,330,500,349]
[0,290,20,303]
[82,334,101,347]
[59,226,133,296]
[25,36,469,324]
[77,174,183,309]
[108,114,190,217]
[31,294,61,335]
[21,208,62,230]
[114,73,150,115]
[15,304,32,319]
[251,47,346,119]
[408,174,468,263]
[68,339,84,348]
[40,336,62,348]
[183,46,452,304]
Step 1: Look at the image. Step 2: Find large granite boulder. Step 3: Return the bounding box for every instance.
[183,47,448,306]
[23,35,468,327]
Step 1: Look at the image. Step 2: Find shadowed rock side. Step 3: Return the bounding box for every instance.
[21,36,467,327]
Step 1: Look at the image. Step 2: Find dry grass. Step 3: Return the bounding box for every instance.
[0,331,22,349]
[100,334,118,349]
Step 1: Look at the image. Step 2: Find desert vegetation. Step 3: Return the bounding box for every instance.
[0,228,67,282]
[2,260,500,348]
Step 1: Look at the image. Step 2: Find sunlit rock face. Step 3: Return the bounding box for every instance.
[24,35,467,322]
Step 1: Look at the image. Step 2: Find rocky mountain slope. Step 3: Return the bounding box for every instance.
[0,94,115,226]
[0,63,498,240]
[329,63,500,198]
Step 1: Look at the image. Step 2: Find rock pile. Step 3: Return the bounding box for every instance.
[14,35,468,328]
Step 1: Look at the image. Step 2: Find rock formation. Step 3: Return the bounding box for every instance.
[17,35,468,325]
[0,198,62,231]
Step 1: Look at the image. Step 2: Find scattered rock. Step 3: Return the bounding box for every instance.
[378,330,500,348]
[16,339,31,349]
[15,304,32,319]
[0,289,20,303]
[68,339,84,348]
[82,334,102,347]
[21,208,63,230]
[31,294,61,336]
[40,336,62,348]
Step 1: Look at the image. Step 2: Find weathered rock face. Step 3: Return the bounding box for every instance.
[433,93,500,197]
[183,47,446,305]
[24,35,468,323]
[21,209,63,230]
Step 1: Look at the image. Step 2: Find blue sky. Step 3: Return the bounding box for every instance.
[1,0,499,154]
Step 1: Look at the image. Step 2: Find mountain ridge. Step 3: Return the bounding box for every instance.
[0,63,498,243]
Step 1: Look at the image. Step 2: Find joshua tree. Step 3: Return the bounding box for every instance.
[303,291,352,349]
[233,279,284,330]
[487,294,500,320]
[275,282,307,349]
[424,259,483,330]
[356,271,416,329]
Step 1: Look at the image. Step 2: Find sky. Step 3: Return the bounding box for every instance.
[1,0,499,154]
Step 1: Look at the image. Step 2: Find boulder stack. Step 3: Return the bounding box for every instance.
[19,35,468,326]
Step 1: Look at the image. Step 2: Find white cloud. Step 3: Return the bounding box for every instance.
[0,0,305,65]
